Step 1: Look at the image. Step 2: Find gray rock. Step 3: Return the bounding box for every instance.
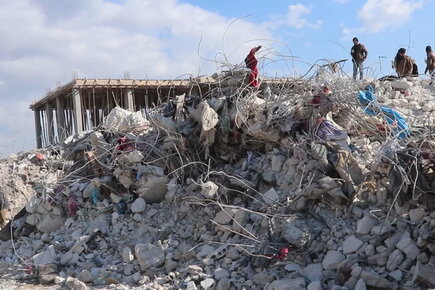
[386,249,404,271]
[214,268,230,280]
[354,279,367,290]
[303,263,323,282]
[389,269,403,281]
[266,278,306,290]
[32,245,57,266]
[408,207,425,223]
[200,278,215,289]
[136,174,169,203]
[356,216,377,235]
[122,247,134,263]
[185,280,197,290]
[307,281,322,290]
[262,187,279,204]
[351,266,390,288]
[322,250,345,270]
[342,235,363,254]
[271,154,286,172]
[216,278,231,290]
[214,209,235,225]
[65,277,88,290]
[200,181,218,198]
[187,264,203,275]
[131,198,146,213]
[284,262,302,272]
[134,243,165,270]
[396,237,419,260]
[252,272,275,286]
[232,209,248,233]
[37,214,65,233]
[77,269,93,283]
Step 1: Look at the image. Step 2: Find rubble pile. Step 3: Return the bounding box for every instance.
[0,70,435,290]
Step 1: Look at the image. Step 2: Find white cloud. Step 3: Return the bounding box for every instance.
[0,0,273,156]
[285,4,322,29]
[357,0,423,33]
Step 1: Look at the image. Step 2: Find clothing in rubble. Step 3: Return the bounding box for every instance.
[245,46,261,88]
[351,37,368,80]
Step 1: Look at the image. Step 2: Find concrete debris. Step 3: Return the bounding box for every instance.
[1,70,435,289]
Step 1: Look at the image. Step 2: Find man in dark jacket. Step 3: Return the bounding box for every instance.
[351,37,368,80]
[425,45,435,77]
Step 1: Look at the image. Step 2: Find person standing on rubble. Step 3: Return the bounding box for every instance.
[350,37,368,80]
[393,48,414,77]
[245,45,261,88]
[425,45,435,77]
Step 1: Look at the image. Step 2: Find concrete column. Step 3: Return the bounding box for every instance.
[72,88,83,133]
[45,102,54,145]
[34,109,42,148]
[123,88,134,112]
[56,96,66,141]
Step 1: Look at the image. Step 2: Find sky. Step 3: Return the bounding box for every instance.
[0,0,433,156]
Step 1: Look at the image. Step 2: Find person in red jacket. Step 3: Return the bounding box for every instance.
[245,46,261,88]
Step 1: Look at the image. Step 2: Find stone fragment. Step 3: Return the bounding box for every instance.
[356,216,377,235]
[216,278,231,290]
[266,278,306,290]
[322,250,345,270]
[262,187,279,204]
[214,268,230,280]
[232,209,248,232]
[408,207,425,223]
[343,235,363,254]
[252,272,275,287]
[77,269,93,283]
[351,266,391,288]
[37,263,58,285]
[136,174,169,203]
[185,281,197,290]
[32,245,57,266]
[396,237,419,260]
[36,214,65,233]
[131,198,146,213]
[134,243,165,270]
[214,209,235,225]
[122,247,134,263]
[200,278,215,289]
[200,181,218,198]
[307,281,322,290]
[386,249,404,271]
[65,277,88,290]
[354,279,367,290]
[389,269,403,281]
[284,262,302,272]
[303,263,323,282]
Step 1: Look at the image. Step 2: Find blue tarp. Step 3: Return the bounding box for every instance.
[357,86,410,139]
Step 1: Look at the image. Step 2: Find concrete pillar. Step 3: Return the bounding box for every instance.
[56,96,66,141]
[34,109,42,148]
[45,102,54,145]
[72,88,83,133]
[123,88,134,112]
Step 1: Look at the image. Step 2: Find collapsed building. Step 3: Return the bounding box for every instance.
[0,66,434,289]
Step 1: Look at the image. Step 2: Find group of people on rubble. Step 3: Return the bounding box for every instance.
[351,37,435,80]
[244,38,435,87]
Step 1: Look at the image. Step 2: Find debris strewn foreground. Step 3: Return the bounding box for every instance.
[0,70,435,290]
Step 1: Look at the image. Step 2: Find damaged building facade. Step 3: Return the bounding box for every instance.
[29,77,216,148]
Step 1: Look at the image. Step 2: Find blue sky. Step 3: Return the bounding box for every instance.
[0,0,432,156]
